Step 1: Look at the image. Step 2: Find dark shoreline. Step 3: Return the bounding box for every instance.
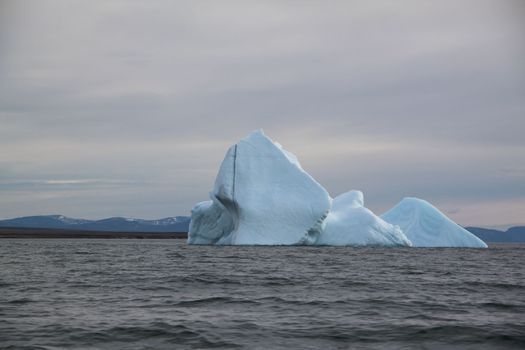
[0,227,188,239]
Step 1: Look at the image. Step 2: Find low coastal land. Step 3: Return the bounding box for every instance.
[0,227,188,239]
[1,226,524,243]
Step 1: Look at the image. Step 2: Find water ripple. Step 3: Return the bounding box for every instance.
[0,240,524,349]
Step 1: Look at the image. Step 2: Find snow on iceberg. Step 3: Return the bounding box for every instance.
[318,191,411,246]
[381,198,488,248]
[188,130,487,248]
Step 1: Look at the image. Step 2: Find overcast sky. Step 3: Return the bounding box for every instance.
[1,0,524,227]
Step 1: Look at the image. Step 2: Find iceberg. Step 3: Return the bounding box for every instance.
[381,198,488,248]
[318,190,411,246]
[188,130,487,248]
[188,130,331,245]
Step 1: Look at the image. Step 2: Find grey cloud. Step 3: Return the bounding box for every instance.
[0,0,524,225]
[0,178,141,189]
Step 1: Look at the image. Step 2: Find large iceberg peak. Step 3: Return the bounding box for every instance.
[189,129,331,245]
[240,129,305,171]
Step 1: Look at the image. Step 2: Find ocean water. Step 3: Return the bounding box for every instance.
[1,240,524,350]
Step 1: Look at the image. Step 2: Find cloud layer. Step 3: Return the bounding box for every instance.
[1,0,524,226]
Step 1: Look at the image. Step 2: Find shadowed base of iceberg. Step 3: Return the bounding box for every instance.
[188,130,487,248]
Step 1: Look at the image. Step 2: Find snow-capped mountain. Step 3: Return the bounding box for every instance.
[0,215,190,232]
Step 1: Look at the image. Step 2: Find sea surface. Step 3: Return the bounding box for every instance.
[1,239,524,350]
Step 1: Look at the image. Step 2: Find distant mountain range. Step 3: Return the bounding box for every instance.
[0,215,190,232]
[0,215,524,242]
[464,226,525,243]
